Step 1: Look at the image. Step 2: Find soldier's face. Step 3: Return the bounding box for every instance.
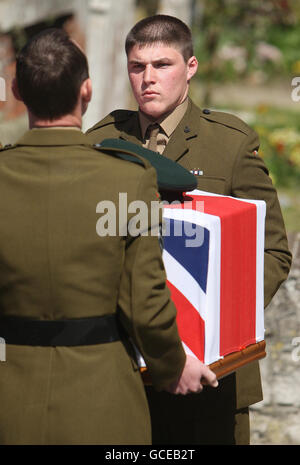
[127,44,198,120]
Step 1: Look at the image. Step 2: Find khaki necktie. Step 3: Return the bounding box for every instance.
[147,123,160,152]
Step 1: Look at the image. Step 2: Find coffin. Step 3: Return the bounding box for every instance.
[139,189,266,381]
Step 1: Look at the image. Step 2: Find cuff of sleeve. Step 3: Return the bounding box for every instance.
[146,342,186,391]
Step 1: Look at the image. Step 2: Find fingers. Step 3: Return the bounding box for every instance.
[166,380,201,395]
[165,356,219,395]
[174,376,217,395]
[175,384,204,395]
[166,368,218,395]
[200,366,218,388]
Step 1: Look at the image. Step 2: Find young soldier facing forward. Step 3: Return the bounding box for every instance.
[87,15,292,445]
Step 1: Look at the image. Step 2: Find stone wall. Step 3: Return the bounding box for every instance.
[250,232,300,445]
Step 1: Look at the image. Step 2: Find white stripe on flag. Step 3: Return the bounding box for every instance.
[163,204,222,365]
[162,249,206,321]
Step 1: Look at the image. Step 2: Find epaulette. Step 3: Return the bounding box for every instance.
[199,108,252,136]
[86,110,136,133]
[93,138,197,192]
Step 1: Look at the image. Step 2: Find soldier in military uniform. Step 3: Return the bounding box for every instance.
[86,15,292,444]
[0,28,218,445]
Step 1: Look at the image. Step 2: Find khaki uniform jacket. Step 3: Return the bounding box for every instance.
[87,99,292,410]
[0,128,185,445]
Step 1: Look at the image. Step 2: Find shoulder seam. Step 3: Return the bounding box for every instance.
[199,111,252,136]
[87,110,136,133]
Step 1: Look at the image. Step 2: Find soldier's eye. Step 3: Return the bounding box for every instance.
[156,62,169,68]
[130,63,144,72]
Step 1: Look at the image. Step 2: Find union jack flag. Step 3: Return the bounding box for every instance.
[162,189,266,365]
[137,189,266,370]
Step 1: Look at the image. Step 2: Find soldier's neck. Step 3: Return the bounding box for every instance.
[28,111,82,130]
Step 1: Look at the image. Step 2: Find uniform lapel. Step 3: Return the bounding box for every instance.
[163,99,199,162]
[119,112,143,145]
[116,100,202,163]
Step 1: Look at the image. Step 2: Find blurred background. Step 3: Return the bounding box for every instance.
[0,0,299,445]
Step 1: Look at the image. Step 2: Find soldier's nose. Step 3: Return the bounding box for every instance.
[143,65,156,84]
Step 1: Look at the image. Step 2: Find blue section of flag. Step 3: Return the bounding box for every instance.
[163,219,210,293]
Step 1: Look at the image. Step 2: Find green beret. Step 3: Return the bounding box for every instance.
[94,138,197,192]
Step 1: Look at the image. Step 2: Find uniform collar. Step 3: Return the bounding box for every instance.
[138,98,189,140]
[16,127,90,146]
[162,98,199,162]
[118,98,201,161]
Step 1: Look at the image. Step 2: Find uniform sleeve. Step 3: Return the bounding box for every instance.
[231,128,292,307]
[117,166,186,390]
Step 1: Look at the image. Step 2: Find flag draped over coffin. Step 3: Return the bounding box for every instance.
[162,189,266,366]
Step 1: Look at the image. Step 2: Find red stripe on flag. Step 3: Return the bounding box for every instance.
[190,195,257,356]
[167,280,205,361]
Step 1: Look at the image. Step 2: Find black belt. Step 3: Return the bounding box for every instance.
[0,314,121,346]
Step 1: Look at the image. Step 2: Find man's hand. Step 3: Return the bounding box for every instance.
[166,355,218,395]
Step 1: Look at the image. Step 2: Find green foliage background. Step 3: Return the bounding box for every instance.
[189,0,300,231]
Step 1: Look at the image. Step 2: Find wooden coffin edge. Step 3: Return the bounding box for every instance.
[140,340,266,385]
[209,340,266,379]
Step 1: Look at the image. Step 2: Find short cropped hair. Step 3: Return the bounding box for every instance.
[16,28,89,120]
[125,15,194,63]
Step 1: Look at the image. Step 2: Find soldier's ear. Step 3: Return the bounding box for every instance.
[80,78,92,115]
[187,56,198,82]
[81,78,92,104]
[12,78,22,102]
